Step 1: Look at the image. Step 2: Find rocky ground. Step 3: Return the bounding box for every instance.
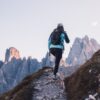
[0,67,67,100]
[32,68,66,100]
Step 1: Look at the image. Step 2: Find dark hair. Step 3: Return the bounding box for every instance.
[57,23,64,32]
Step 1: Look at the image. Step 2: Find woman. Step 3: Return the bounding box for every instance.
[48,23,70,79]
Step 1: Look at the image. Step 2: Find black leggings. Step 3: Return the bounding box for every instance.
[50,48,63,75]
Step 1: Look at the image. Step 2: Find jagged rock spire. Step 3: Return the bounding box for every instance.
[5,47,20,62]
[67,35,100,66]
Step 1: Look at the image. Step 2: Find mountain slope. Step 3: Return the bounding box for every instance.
[64,50,100,100]
[0,50,100,100]
[0,67,66,100]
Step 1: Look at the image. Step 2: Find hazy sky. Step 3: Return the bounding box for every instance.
[0,0,100,61]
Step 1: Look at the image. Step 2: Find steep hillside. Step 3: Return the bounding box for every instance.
[64,50,100,100]
[0,67,66,100]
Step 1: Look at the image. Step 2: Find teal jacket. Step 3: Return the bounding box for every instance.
[48,32,70,50]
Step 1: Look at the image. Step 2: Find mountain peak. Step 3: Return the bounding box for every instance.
[5,47,20,62]
[67,36,100,66]
[83,35,89,41]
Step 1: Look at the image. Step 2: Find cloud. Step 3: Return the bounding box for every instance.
[91,21,98,27]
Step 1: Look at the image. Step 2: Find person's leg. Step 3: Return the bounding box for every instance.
[54,49,62,76]
[49,48,56,67]
[49,48,56,56]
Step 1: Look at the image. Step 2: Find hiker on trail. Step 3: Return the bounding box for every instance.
[48,23,70,79]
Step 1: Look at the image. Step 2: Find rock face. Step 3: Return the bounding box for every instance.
[64,50,100,100]
[0,61,3,68]
[0,57,41,94]
[5,47,20,62]
[67,35,100,66]
[0,48,42,94]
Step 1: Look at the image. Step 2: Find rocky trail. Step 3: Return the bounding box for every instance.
[32,68,67,100]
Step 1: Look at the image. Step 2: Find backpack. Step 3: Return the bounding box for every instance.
[50,29,62,45]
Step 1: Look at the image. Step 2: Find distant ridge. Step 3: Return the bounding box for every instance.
[0,47,41,94]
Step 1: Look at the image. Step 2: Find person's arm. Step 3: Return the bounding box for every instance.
[48,33,52,49]
[64,32,70,43]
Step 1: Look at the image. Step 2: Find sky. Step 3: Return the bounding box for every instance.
[0,0,100,61]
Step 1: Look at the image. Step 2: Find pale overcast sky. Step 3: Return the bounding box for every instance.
[0,0,100,61]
